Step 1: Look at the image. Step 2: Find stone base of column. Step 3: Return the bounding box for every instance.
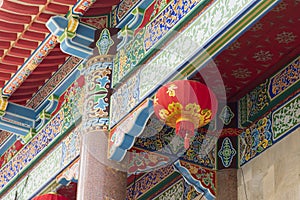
[216,168,237,200]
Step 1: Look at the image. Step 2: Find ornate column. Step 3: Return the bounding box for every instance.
[216,103,240,200]
[77,29,127,200]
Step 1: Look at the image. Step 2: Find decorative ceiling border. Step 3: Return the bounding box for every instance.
[110,0,273,128]
[0,74,83,195]
[0,0,96,98]
[1,125,81,199]
[239,88,300,167]
[238,56,300,127]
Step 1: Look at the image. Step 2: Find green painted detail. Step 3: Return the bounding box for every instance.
[239,56,300,127]
[39,110,51,119]
[272,93,300,140]
[96,28,114,55]
[219,106,234,125]
[138,172,180,200]
[21,128,36,143]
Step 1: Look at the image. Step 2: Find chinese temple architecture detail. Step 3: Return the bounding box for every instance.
[0,0,299,199]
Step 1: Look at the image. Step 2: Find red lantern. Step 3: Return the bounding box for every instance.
[153,80,218,149]
[32,193,69,200]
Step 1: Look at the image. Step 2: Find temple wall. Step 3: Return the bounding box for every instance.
[238,127,300,200]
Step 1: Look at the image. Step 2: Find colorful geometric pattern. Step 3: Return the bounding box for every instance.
[239,89,299,166]
[219,105,235,126]
[174,160,216,200]
[110,0,263,127]
[82,56,113,132]
[2,126,81,199]
[218,137,236,168]
[113,0,212,86]
[0,75,83,193]
[26,57,83,109]
[126,165,175,199]
[272,93,300,141]
[239,56,300,127]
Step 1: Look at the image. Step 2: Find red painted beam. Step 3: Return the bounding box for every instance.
[29,22,49,33]
[15,39,39,50]
[84,7,112,16]
[0,21,24,32]
[51,0,77,5]
[1,1,39,15]
[45,3,70,15]
[26,73,53,81]
[23,31,46,41]
[0,11,31,24]
[47,51,68,59]
[19,80,46,89]
[0,41,10,49]
[39,58,67,67]
[0,64,18,73]
[32,66,58,74]
[36,13,53,23]
[1,55,24,65]
[9,94,35,102]
[18,0,47,5]
[8,48,32,58]
[0,31,17,41]
[9,88,39,96]
[0,72,11,80]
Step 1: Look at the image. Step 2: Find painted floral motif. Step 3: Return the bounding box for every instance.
[154,179,184,200]
[83,59,113,131]
[97,29,114,55]
[3,126,81,200]
[27,57,82,109]
[250,22,263,32]
[80,16,108,29]
[231,68,252,79]
[218,137,236,168]
[276,31,297,44]
[248,80,269,117]
[144,0,203,51]
[0,111,64,190]
[181,131,216,169]
[253,50,273,62]
[272,93,300,140]
[271,1,287,12]
[126,165,174,199]
[268,57,299,99]
[111,0,256,126]
[227,41,241,50]
[219,106,234,125]
[117,0,140,21]
[176,160,216,198]
[2,35,57,97]
[239,116,272,165]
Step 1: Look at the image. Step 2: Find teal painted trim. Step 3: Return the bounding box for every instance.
[109,99,153,161]
[0,135,16,156]
[138,172,180,200]
[239,56,300,127]
[173,161,215,200]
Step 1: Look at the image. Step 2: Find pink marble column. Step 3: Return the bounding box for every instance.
[77,131,127,200]
[77,54,127,200]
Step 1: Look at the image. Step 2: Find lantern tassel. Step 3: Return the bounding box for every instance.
[184,134,190,149]
[176,120,194,149]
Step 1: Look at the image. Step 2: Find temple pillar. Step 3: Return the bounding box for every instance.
[215,102,241,200]
[216,168,238,200]
[77,54,127,199]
